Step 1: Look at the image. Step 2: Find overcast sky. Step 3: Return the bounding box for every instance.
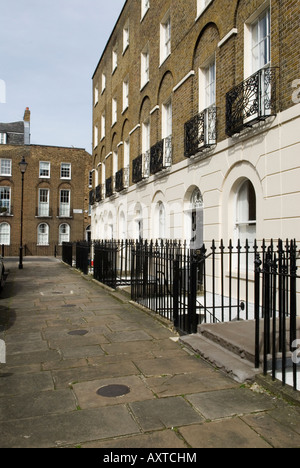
[0,0,125,152]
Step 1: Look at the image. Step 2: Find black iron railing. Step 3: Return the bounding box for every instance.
[62,241,74,267]
[95,184,102,202]
[184,106,217,157]
[226,67,277,137]
[115,167,129,192]
[62,237,299,390]
[89,189,95,206]
[105,177,114,198]
[254,239,299,391]
[150,136,172,175]
[94,240,133,289]
[132,151,150,184]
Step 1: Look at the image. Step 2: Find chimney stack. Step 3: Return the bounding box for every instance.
[23,107,31,122]
[23,107,31,145]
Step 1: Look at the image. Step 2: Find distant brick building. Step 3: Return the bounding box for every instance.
[0,109,92,256]
[90,0,300,246]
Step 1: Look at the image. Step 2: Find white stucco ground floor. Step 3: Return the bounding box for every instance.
[91,103,300,248]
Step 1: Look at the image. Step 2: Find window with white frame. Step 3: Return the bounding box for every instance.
[157,202,166,240]
[141,0,150,19]
[38,188,50,217]
[197,0,213,17]
[61,163,71,180]
[124,138,130,168]
[204,59,216,108]
[123,20,129,53]
[94,85,99,106]
[59,189,71,217]
[0,133,7,145]
[0,222,10,245]
[0,159,12,176]
[39,161,50,178]
[0,187,11,214]
[142,119,150,154]
[101,73,106,93]
[251,8,270,73]
[37,223,49,245]
[112,98,117,125]
[235,179,256,245]
[112,48,118,73]
[123,77,129,111]
[162,98,172,138]
[141,44,149,89]
[89,171,93,188]
[160,12,171,64]
[59,223,70,245]
[113,150,118,176]
[94,125,99,148]
[101,113,106,139]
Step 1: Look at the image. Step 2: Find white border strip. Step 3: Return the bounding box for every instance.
[173,71,195,92]
[218,28,238,48]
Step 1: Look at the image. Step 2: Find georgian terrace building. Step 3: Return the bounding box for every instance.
[90,0,300,248]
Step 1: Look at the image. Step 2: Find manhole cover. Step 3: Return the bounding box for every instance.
[68,330,89,336]
[52,291,63,295]
[96,385,130,398]
[62,304,76,308]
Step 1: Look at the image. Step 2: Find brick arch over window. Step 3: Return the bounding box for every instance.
[192,23,220,115]
[157,71,174,105]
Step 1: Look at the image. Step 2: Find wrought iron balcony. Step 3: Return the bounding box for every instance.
[95,184,103,202]
[184,106,217,158]
[89,189,96,206]
[150,136,172,175]
[132,151,150,184]
[105,176,115,198]
[226,67,277,137]
[115,167,129,192]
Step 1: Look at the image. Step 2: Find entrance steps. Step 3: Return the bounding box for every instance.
[180,320,260,384]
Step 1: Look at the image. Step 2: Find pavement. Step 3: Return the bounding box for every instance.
[0,257,300,449]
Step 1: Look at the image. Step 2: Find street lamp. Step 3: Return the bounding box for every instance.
[19,156,28,269]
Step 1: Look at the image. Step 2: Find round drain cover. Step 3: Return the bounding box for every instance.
[96,384,130,398]
[68,330,89,336]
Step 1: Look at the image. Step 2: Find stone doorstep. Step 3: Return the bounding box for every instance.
[180,333,259,384]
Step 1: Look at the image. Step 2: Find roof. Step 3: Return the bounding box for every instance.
[0,121,25,134]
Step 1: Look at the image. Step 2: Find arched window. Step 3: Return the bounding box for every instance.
[236,179,256,245]
[158,202,165,240]
[59,223,70,245]
[0,222,10,245]
[37,223,49,245]
[190,188,204,249]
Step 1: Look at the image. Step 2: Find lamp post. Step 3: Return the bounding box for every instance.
[19,156,28,269]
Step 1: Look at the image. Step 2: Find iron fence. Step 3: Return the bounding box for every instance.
[62,242,74,267]
[254,239,300,391]
[93,240,133,289]
[60,237,299,391]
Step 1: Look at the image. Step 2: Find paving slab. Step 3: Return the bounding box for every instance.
[0,389,77,421]
[0,371,54,397]
[186,388,275,420]
[241,412,300,448]
[0,405,140,448]
[73,375,155,409]
[129,397,204,431]
[178,418,272,449]
[81,429,188,449]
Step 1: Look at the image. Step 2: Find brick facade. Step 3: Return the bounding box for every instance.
[0,143,92,256]
[91,0,300,243]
